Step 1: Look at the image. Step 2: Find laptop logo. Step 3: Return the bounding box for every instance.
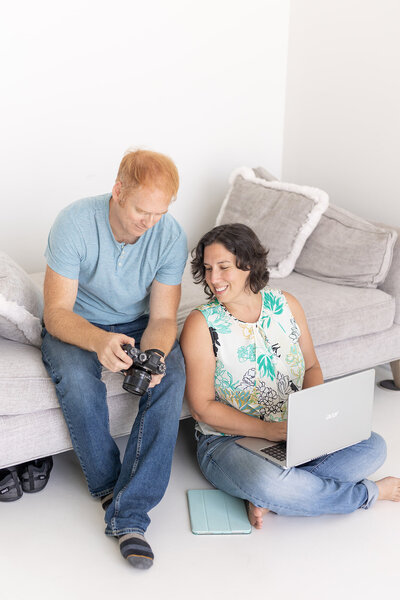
[326,411,339,420]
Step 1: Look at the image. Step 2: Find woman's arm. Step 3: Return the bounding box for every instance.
[180,310,286,441]
[282,292,324,389]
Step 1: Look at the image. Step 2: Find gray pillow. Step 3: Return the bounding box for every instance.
[216,167,329,278]
[294,205,398,287]
[0,252,44,346]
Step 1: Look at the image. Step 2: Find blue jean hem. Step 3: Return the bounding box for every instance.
[92,487,115,499]
[105,527,145,537]
[360,478,379,509]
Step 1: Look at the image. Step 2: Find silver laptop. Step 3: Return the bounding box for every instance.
[235,369,375,469]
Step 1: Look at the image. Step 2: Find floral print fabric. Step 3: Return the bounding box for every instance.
[195,288,305,435]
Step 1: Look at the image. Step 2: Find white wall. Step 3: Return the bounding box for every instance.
[282,0,400,226]
[0,0,290,272]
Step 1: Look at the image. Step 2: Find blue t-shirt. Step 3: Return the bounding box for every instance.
[45,193,188,325]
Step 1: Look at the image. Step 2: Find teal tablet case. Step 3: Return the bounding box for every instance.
[187,489,251,535]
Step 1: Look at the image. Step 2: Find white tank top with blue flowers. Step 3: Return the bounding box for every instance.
[195,288,305,436]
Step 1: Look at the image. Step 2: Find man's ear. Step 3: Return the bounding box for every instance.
[112,180,123,204]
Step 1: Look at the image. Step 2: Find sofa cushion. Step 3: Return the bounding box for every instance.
[0,337,126,415]
[315,324,400,381]
[0,336,191,418]
[294,205,398,288]
[215,167,329,278]
[0,252,44,347]
[270,272,395,346]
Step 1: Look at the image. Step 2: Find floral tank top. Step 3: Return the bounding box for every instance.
[195,288,305,436]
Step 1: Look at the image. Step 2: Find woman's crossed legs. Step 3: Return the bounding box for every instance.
[197,431,399,528]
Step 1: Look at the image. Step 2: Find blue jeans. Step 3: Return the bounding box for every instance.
[196,431,387,515]
[41,315,185,536]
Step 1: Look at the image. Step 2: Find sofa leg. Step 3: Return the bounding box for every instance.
[378,359,400,391]
[390,360,400,389]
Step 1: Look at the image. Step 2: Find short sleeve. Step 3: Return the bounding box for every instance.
[155,228,188,285]
[44,207,86,280]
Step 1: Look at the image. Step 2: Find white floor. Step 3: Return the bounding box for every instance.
[2,366,400,600]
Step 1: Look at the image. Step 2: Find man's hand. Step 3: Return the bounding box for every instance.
[92,331,136,372]
[148,356,165,389]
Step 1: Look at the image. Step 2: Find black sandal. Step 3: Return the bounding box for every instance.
[18,456,53,493]
[0,467,23,502]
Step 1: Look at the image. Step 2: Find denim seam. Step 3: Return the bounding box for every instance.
[111,390,151,531]
[42,340,108,497]
[42,347,93,490]
[305,454,331,474]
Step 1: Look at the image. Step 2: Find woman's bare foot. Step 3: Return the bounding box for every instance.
[376,477,400,501]
[247,502,269,529]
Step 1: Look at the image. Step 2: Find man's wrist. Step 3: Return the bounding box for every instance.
[146,348,165,358]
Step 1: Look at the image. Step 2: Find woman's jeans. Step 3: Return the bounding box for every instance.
[196,431,387,515]
[41,315,186,536]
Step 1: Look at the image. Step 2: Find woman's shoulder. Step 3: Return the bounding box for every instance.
[194,297,220,315]
[262,287,300,309]
[182,299,217,330]
[180,305,215,352]
[261,287,305,322]
[261,286,285,310]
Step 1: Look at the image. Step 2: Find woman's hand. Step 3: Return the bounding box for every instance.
[262,420,287,442]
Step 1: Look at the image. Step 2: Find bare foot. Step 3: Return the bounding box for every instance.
[247,502,269,529]
[376,477,400,501]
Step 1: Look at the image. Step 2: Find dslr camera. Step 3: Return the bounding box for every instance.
[121,344,166,397]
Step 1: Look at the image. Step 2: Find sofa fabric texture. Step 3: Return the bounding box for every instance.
[269,273,395,346]
[295,205,398,288]
[215,167,329,279]
[378,224,400,323]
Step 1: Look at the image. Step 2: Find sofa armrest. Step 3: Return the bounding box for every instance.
[377,223,400,324]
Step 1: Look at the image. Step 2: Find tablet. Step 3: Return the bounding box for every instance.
[187,489,251,535]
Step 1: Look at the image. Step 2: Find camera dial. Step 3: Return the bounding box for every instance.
[121,344,166,396]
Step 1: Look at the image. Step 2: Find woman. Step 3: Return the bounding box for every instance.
[180,223,400,528]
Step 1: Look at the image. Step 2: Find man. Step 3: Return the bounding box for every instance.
[41,149,187,569]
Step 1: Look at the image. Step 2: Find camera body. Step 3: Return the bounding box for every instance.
[122,344,166,397]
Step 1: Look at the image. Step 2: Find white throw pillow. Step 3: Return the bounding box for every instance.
[216,167,329,278]
[0,252,44,346]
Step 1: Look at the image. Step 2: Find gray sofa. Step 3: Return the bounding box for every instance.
[1,182,399,470]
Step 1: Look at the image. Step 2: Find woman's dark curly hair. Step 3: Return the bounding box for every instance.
[191,223,269,299]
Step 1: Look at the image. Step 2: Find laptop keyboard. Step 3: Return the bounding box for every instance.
[260,442,287,462]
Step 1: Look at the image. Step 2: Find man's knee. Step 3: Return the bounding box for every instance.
[146,343,185,418]
[42,330,103,404]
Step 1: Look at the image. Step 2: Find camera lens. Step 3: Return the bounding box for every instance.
[122,370,151,396]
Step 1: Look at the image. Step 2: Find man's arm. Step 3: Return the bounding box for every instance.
[43,266,135,372]
[140,279,181,356]
[140,279,181,388]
